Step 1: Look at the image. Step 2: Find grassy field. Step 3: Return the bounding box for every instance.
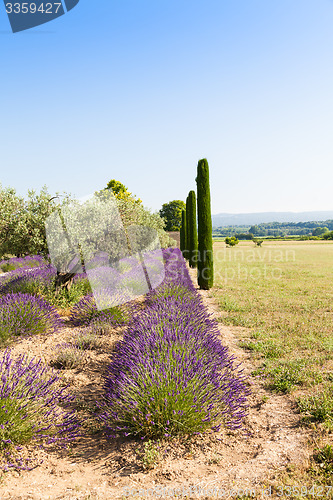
[213,240,333,482]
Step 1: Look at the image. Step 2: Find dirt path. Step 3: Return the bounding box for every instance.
[0,270,311,499]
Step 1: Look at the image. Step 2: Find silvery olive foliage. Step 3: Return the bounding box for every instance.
[0,184,72,259]
[99,188,174,249]
[0,183,173,261]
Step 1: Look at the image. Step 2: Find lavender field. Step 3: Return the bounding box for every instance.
[0,248,250,494]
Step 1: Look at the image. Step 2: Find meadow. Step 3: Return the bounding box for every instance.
[213,240,333,482]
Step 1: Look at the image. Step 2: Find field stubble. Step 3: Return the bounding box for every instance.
[213,240,333,488]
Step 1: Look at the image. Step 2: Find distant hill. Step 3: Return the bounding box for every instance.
[212,211,333,228]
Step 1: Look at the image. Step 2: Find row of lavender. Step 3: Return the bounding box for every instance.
[100,248,249,438]
[0,258,123,342]
[0,249,249,469]
[0,255,47,273]
[0,256,122,468]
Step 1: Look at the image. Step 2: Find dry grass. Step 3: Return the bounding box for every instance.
[213,240,333,486]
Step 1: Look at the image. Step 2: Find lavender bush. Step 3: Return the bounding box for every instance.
[50,343,87,369]
[0,350,79,459]
[0,265,91,310]
[0,265,57,295]
[69,294,127,327]
[0,255,47,273]
[74,328,103,350]
[99,248,249,439]
[0,293,63,342]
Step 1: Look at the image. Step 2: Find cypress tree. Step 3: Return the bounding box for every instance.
[196,158,214,289]
[180,209,186,254]
[180,208,188,260]
[185,194,190,261]
[187,190,198,268]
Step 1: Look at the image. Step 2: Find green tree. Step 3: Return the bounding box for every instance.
[159,200,186,232]
[323,231,333,240]
[196,159,214,290]
[105,179,142,204]
[0,185,25,257]
[185,195,190,261]
[0,184,71,258]
[312,226,329,236]
[99,181,172,247]
[225,237,239,247]
[180,209,187,256]
[253,238,263,247]
[249,225,259,235]
[187,191,198,268]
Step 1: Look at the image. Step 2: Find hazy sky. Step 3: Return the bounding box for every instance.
[1,0,333,214]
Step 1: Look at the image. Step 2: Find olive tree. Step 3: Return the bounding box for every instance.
[0,184,71,258]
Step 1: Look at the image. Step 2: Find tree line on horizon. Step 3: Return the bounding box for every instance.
[212,220,333,238]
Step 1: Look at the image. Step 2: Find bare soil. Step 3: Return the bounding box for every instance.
[0,269,311,499]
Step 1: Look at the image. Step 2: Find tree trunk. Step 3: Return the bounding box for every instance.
[55,261,83,294]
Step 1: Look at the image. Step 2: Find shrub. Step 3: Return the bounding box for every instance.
[89,321,116,336]
[160,247,196,291]
[139,440,161,470]
[74,329,103,350]
[253,238,263,247]
[99,248,249,439]
[0,266,91,310]
[50,344,86,370]
[225,237,239,247]
[47,274,91,309]
[0,350,79,463]
[0,293,63,342]
[0,265,57,296]
[69,294,127,327]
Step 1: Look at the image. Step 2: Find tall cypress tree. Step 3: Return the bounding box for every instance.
[185,194,190,261]
[196,158,213,289]
[180,208,188,260]
[180,209,186,254]
[187,190,198,268]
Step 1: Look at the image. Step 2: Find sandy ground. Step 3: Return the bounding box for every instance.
[0,268,311,499]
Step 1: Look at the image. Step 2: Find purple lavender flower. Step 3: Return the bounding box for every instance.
[0,292,63,341]
[0,265,57,295]
[0,350,80,462]
[69,294,127,327]
[99,248,250,439]
[0,255,48,273]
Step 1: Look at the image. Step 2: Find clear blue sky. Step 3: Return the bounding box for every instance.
[1,0,333,214]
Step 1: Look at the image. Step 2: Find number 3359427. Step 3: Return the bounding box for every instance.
[5,3,62,14]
